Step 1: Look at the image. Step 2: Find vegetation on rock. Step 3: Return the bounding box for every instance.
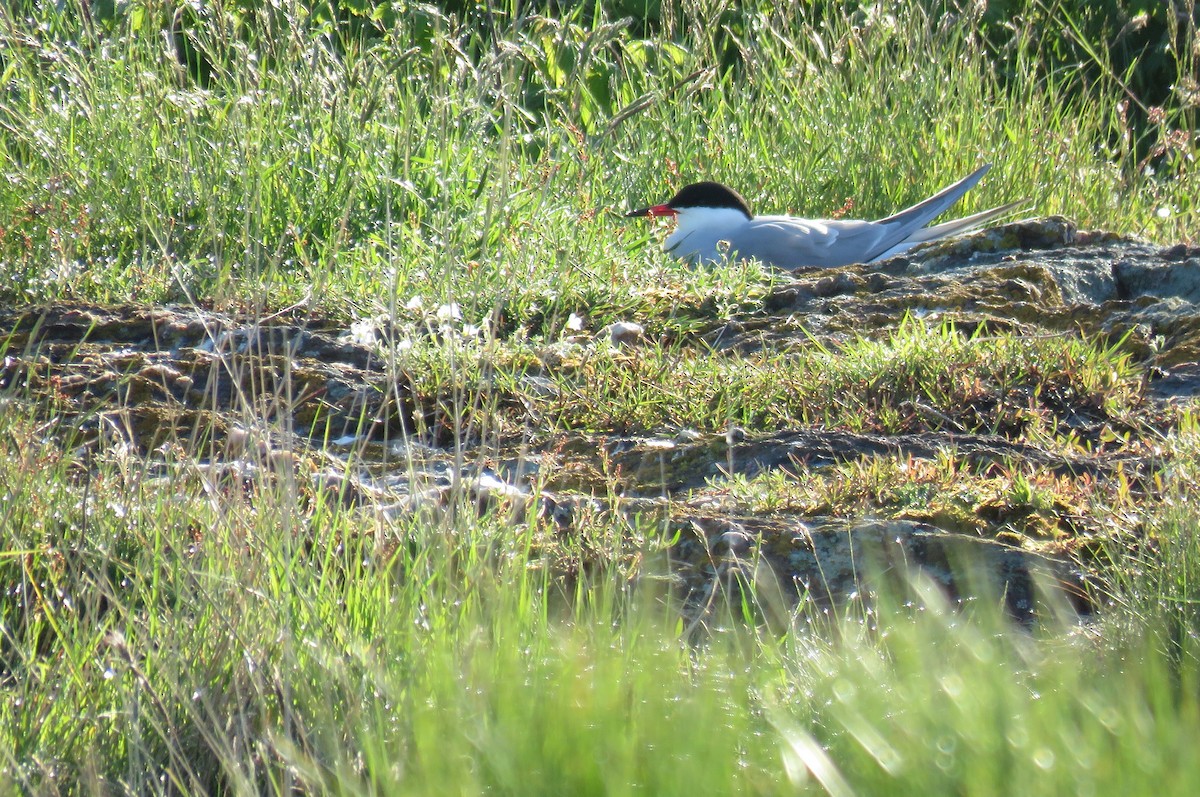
[1,1,1199,795]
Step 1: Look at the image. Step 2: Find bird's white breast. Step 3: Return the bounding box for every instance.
[663,206,752,265]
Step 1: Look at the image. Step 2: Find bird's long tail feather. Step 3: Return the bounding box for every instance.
[900,198,1032,245]
[868,198,1032,262]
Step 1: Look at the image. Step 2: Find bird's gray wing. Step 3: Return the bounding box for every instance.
[868,198,1031,262]
[860,163,994,257]
[727,164,996,269]
[727,217,893,269]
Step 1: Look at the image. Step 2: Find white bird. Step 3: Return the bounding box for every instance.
[625,164,1024,270]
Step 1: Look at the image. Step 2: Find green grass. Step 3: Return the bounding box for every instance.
[387,307,1149,438]
[3,0,1200,794]
[531,317,1146,436]
[1,405,1199,794]
[0,1,1195,313]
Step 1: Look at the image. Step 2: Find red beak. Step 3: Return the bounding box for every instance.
[625,203,677,218]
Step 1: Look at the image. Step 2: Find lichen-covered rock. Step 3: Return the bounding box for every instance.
[3,218,1195,628]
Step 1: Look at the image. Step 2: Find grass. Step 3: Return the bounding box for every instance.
[2,404,1199,795]
[1,1,1195,313]
[532,317,1148,436]
[384,308,1150,440]
[2,0,1200,794]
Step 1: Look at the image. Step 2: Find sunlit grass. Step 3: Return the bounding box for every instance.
[1,405,1199,795]
[0,1,1195,311]
[3,0,1200,794]
[532,317,1146,437]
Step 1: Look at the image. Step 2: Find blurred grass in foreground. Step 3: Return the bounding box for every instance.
[2,1,1200,794]
[0,406,1198,794]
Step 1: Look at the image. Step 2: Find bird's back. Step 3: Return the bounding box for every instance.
[661,164,1001,270]
[727,216,893,269]
[726,165,998,269]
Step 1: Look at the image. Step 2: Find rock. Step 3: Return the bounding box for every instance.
[714,525,755,556]
[601,321,644,348]
[6,217,1195,630]
[671,516,1091,630]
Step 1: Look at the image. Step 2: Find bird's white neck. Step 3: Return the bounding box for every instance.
[664,206,751,262]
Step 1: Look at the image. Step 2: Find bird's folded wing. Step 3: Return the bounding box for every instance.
[730,217,894,269]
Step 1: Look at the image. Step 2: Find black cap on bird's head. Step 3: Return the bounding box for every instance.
[625,181,754,219]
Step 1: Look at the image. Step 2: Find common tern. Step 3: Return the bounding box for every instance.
[625,163,1022,270]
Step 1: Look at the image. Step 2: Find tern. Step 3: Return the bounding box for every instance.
[625,163,1023,270]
